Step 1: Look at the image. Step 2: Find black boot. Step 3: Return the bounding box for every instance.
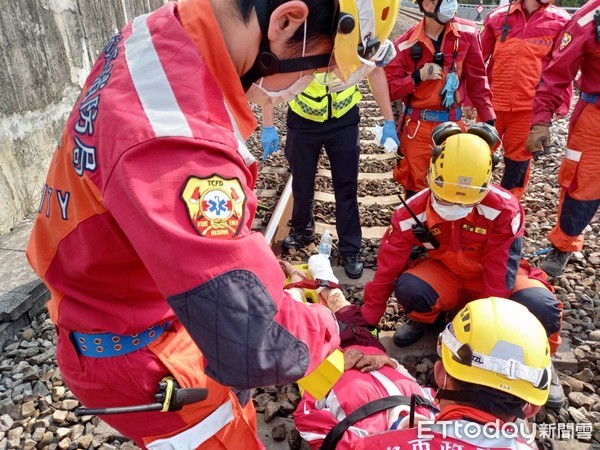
[546,362,565,410]
[341,254,363,279]
[393,319,428,347]
[282,231,316,250]
[540,246,572,277]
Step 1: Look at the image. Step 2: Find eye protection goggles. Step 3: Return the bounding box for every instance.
[437,323,551,390]
[431,192,482,209]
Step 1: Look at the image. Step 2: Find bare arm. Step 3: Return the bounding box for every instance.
[262,101,275,127]
[368,67,394,121]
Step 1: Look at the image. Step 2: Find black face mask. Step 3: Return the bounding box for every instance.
[240,0,332,90]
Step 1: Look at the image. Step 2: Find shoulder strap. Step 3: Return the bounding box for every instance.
[320,394,438,450]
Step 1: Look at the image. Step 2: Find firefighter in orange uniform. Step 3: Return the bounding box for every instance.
[527,0,600,276]
[362,124,564,408]
[25,0,399,448]
[384,0,495,197]
[480,0,570,200]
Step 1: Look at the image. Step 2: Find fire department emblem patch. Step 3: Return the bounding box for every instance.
[559,32,572,51]
[180,175,246,239]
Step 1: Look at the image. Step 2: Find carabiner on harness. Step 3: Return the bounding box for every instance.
[405,118,421,140]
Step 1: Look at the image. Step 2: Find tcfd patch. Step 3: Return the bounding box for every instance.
[180,175,246,239]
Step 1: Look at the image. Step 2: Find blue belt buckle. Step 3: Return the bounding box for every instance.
[421,109,439,121]
[72,322,171,358]
[581,92,599,104]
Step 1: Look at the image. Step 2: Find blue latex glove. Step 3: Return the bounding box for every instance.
[440,72,460,109]
[261,126,279,160]
[382,120,399,146]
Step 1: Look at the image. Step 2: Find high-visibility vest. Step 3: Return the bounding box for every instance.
[289,77,362,122]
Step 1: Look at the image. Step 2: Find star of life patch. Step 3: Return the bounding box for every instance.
[180,175,246,239]
[559,32,572,51]
[511,212,522,235]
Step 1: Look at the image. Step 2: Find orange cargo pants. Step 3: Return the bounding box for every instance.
[394,118,466,195]
[394,259,563,353]
[57,322,262,449]
[549,102,600,252]
[495,110,534,200]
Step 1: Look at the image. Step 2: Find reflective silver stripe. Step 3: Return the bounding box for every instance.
[565,148,582,162]
[488,5,510,19]
[147,400,234,450]
[324,389,346,421]
[224,103,255,166]
[453,22,477,34]
[298,430,327,442]
[399,190,429,231]
[371,370,403,396]
[125,14,193,138]
[577,8,598,27]
[476,204,501,221]
[491,185,512,200]
[396,40,413,52]
[399,211,427,232]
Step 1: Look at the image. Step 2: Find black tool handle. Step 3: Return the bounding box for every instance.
[76,403,163,416]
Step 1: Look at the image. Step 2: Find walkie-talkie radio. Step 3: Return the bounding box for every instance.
[397,195,440,250]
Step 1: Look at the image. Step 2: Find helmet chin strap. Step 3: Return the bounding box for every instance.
[240,0,331,89]
[420,0,448,26]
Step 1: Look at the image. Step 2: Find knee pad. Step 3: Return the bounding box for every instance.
[501,158,530,190]
[560,193,600,237]
[394,273,438,314]
[511,287,561,336]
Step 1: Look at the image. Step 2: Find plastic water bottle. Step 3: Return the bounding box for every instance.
[372,125,399,154]
[319,230,333,256]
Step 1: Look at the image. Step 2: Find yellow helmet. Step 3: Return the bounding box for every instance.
[427,133,493,207]
[438,298,551,406]
[331,0,399,85]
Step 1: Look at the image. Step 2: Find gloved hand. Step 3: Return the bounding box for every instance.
[261,126,279,160]
[526,123,551,154]
[419,63,443,82]
[440,72,459,109]
[382,120,400,147]
[308,254,339,285]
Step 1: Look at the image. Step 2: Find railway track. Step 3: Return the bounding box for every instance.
[398,5,425,22]
[1,7,598,450]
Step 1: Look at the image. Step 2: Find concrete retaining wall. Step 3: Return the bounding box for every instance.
[0,0,166,235]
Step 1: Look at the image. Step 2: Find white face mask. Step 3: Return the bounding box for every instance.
[431,195,473,221]
[245,74,314,106]
[437,0,458,23]
[245,21,314,106]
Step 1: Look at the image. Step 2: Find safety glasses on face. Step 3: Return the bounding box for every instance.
[431,192,481,209]
[437,323,551,390]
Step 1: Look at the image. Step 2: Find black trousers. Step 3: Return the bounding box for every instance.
[284,105,362,256]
